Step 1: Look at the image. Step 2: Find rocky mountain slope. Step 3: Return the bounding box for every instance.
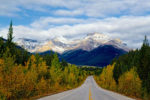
[16,33,129,67]
[16,33,129,53]
[61,45,127,67]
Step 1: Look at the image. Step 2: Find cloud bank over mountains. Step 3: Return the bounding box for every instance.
[1,0,150,17]
[0,0,150,49]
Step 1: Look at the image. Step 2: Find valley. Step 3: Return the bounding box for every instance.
[1,0,150,99]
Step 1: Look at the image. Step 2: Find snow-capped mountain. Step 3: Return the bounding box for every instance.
[16,38,45,52]
[70,33,128,51]
[16,33,129,53]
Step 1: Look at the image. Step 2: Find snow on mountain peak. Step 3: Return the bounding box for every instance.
[85,33,110,42]
[16,33,129,53]
[52,36,69,44]
[87,32,109,38]
[16,38,44,52]
[114,38,122,44]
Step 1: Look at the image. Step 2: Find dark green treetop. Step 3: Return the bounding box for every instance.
[7,20,14,45]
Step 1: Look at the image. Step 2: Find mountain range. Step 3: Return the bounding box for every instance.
[16,33,129,67]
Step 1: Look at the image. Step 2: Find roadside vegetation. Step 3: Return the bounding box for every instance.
[80,66,102,76]
[95,36,150,100]
[0,22,88,100]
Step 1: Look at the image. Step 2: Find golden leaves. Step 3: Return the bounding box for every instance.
[96,64,117,91]
[0,54,86,99]
[118,68,142,97]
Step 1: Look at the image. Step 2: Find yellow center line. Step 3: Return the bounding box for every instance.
[89,87,93,100]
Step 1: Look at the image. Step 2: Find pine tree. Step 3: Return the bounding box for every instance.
[7,21,14,46]
[51,53,60,69]
[0,37,4,57]
[143,35,149,46]
[138,35,150,93]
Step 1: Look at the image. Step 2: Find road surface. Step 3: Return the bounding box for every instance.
[38,76,134,100]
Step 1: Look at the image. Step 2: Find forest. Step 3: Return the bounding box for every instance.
[1,21,149,100]
[0,22,93,100]
[95,36,150,100]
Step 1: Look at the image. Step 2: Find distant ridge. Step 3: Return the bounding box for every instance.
[61,45,127,67]
[16,33,129,53]
[16,33,129,67]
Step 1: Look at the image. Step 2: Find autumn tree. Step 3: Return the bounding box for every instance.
[36,77,48,95]
[96,64,116,91]
[113,50,139,83]
[0,21,87,100]
[118,68,142,97]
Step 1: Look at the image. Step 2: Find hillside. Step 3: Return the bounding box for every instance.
[61,45,127,67]
[16,33,129,53]
[16,33,129,67]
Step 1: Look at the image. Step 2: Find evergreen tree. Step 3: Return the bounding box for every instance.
[61,59,68,70]
[7,21,14,46]
[0,37,4,57]
[51,53,60,69]
[0,21,87,99]
[143,35,149,46]
[42,53,53,66]
[138,35,150,93]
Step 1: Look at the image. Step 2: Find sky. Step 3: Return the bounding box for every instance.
[0,0,150,49]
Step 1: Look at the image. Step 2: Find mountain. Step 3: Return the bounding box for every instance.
[16,33,129,53]
[61,45,127,67]
[16,38,45,52]
[16,33,129,67]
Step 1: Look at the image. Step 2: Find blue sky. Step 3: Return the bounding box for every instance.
[0,0,150,48]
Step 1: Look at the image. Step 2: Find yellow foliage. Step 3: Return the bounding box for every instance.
[0,59,4,82]
[50,65,62,88]
[97,64,116,91]
[0,54,87,99]
[36,77,48,95]
[25,55,36,70]
[69,73,75,85]
[30,55,36,63]
[23,69,38,97]
[9,65,26,99]
[118,67,142,97]
[38,61,48,76]
[0,59,4,65]
[0,65,26,99]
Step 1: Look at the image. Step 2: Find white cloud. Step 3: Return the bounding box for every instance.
[54,9,83,16]
[0,0,20,16]
[1,16,150,49]
[0,25,51,41]
[31,17,86,29]
[30,17,99,29]
[1,0,150,17]
[1,0,150,50]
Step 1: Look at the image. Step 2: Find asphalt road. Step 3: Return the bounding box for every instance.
[38,76,134,100]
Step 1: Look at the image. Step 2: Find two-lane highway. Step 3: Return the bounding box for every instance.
[38,76,134,100]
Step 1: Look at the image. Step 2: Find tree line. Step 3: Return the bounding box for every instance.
[95,36,150,100]
[0,22,87,100]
